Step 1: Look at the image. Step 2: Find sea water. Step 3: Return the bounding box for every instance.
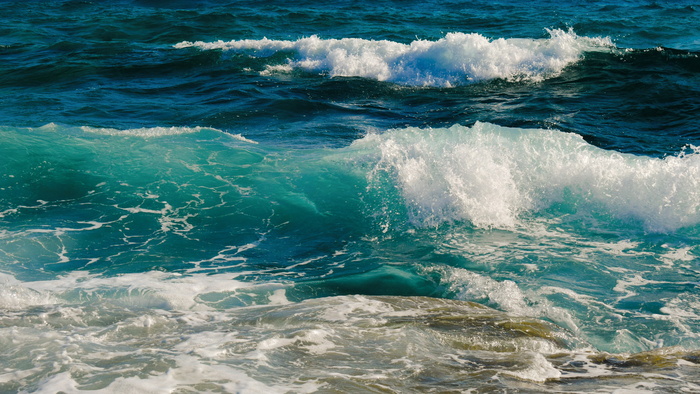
[1,0,699,392]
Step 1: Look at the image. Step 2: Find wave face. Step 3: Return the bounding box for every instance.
[176,29,613,86]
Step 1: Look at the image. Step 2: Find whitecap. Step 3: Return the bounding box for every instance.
[176,29,613,86]
[349,122,700,232]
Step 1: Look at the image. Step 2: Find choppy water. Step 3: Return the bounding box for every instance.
[1,1,700,392]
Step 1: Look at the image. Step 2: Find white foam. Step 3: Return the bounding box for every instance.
[81,125,210,137]
[175,29,613,86]
[502,352,561,382]
[657,295,700,338]
[658,245,698,268]
[80,125,257,143]
[21,270,287,311]
[174,331,247,359]
[267,289,291,305]
[610,383,659,394]
[318,295,396,323]
[612,274,664,301]
[31,355,313,394]
[4,284,694,392]
[350,122,700,231]
[257,329,336,355]
[424,265,579,335]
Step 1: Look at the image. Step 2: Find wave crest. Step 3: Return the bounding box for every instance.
[175,29,613,87]
[351,122,700,231]
[79,125,257,143]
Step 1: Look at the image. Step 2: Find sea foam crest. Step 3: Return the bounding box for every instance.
[80,125,257,143]
[81,125,210,136]
[175,29,613,86]
[352,122,700,231]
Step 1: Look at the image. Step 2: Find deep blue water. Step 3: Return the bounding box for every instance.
[1,1,700,392]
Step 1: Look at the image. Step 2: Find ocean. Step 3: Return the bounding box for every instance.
[1,0,699,392]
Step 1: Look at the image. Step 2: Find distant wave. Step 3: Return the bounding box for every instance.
[175,29,613,87]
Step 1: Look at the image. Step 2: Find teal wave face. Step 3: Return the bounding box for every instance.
[0,124,376,281]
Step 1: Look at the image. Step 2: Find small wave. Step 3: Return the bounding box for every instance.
[175,29,613,87]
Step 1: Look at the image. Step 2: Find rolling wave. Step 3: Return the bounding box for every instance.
[175,29,614,86]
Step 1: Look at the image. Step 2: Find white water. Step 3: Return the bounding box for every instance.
[351,122,700,231]
[175,29,613,86]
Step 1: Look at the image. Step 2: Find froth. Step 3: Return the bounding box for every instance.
[352,122,700,231]
[175,29,613,86]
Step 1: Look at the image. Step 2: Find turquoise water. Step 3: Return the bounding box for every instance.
[1,1,700,392]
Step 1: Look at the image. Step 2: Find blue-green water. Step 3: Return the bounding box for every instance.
[1,1,700,392]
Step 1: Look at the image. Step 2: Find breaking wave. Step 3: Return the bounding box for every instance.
[175,29,613,86]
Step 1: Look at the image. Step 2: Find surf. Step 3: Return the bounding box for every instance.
[347,122,700,232]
